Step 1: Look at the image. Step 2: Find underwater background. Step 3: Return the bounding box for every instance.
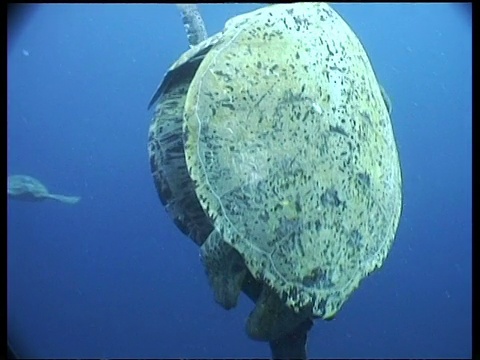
[7,3,471,358]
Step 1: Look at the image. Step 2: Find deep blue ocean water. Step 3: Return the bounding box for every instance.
[7,3,472,358]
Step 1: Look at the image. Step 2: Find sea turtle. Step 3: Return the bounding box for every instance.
[7,175,81,204]
[147,3,402,359]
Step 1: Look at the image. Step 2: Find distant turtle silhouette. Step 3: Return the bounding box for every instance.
[7,175,81,204]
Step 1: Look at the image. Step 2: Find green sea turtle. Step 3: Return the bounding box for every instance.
[148,3,402,359]
[8,175,81,204]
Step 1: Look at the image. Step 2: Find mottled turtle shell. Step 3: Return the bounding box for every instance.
[181,2,402,319]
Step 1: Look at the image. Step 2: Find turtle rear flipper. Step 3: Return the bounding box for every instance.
[269,318,313,360]
[201,230,247,309]
[242,270,312,359]
[46,194,81,204]
[246,284,311,342]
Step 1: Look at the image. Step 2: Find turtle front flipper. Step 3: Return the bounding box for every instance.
[200,230,247,309]
[176,4,208,47]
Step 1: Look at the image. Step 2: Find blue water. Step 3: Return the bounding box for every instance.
[7,3,472,358]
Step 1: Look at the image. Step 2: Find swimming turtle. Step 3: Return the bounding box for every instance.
[148,3,402,359]
[8,175,81,204]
